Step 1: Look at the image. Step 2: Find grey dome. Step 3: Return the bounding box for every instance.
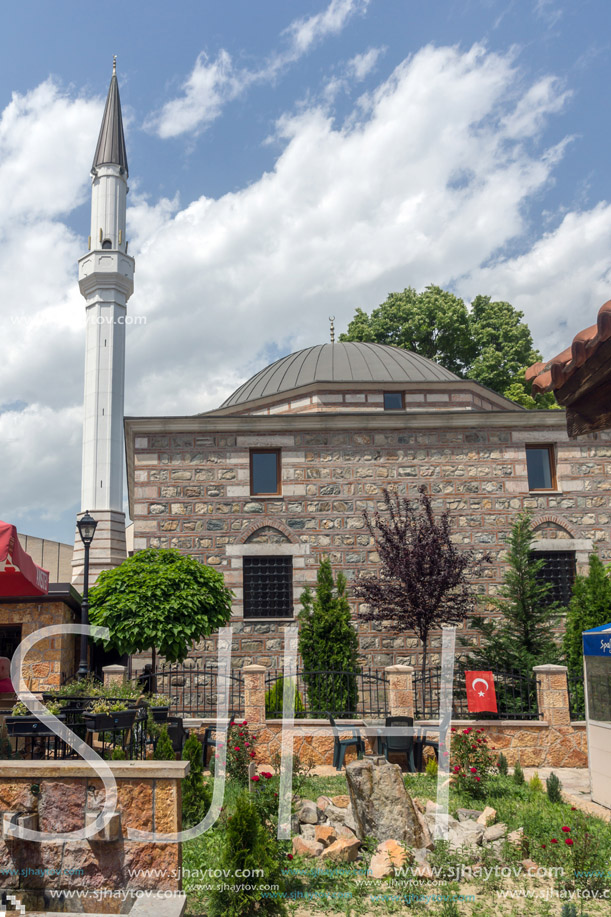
[220,342,459,409]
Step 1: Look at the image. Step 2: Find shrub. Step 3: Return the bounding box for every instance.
[529,772,543,792]
[182,733,211,827]
[513,760,524,785]
[425,756,439,778]
[265,678,304,717]
[546,772,563,804]
[111,746,126,760]
[450,727,497,798]
[153,726,175,760]
[225,720,256,784]
[207,792,287,916]
[497,752,508,776]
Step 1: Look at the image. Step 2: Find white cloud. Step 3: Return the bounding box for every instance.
[346,47,383,81]
[147,0,370,138]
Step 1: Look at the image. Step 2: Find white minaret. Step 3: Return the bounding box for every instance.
[72,59,134,587]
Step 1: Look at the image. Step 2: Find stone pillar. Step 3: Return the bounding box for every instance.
[385,665,414,719]
[533,664,570,726]
[103,664,127,690]
[243,664,267,727]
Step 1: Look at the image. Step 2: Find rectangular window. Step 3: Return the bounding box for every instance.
[383,392,404,410]
[250,449,281,495]
[532,550,576,607]
[526,445,556,491]
[0,625,21,659]
[243,556,293,618]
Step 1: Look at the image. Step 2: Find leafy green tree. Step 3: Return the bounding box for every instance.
[564,553,611,715]
[208,792,287,917]
[463,514,563,677]
[89,548,233,670]
[341,285,558,408]
[298,558,361,714]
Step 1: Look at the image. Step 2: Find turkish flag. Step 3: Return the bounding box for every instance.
[465,671,498,713]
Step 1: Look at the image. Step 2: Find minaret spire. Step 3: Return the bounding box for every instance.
[73,64,134,588]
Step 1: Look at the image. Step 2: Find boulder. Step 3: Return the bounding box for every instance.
[377,839,409,868]
[447,819,484,850]
[456,808,483,822]
[508,827,524,847]
[320,836,361,863]
[300,824,316,841]
[315,825,337,847]
[336,825,357,839]
[323,802,358,834]
[345,757,430,847]
[317,795,332,813]
[292,836,323,858]
[369,851,393,878]
[331,795,351,808]
[477,806,496,826]
[298,800,319,825]
[413,798,427,813]
[484,823,508,843]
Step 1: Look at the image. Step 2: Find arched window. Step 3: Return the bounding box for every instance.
[101,239,112,250]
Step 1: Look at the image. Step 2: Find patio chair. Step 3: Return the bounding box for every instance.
[165,716,189,755]
[327,713,365,771]
[379,715,416,772]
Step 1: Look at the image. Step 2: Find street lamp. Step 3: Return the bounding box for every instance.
[76,510,98,678]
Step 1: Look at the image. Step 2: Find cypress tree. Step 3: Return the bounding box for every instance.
[298,558,360,715]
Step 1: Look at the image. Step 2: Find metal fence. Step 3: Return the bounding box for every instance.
[413,666,540,720]
[131,661,244,717]
[265,668,390,719]
[567,671,586,721]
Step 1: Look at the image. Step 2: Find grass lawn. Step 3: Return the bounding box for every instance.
[183,772,611,916]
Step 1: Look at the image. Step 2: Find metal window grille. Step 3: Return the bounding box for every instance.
[532,551,576,607]
[243,555,293,618]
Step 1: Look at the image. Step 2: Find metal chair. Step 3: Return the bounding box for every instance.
[379,715,417,772]
[165,716,189,755]
[327,713,365,771]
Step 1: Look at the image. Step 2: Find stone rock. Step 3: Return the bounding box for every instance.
[447,819,484,850]
[508,827,524,847]
[484,823,508,843]
[456,808,484,822]
[377,839,409,867]
[320,837,361,863]
[477,806,496,826]
[345,758,429,847]
[300,824,316,841]
[291,814,300,835]
[425,800,442,815]
[317,795,332,813]
[315,825,337,847]
[331,795,351,808]
[298,800,319,825]
[369,851,394,878]
[292,836,323,858]
[336,825,357,839]
[413,797,426,813]
[324,803,357,834]
[522,859,538,872]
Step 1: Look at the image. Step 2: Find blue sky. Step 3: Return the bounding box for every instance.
[1,0,610,545]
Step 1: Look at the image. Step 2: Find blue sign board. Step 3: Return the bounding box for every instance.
[583,623,611,657]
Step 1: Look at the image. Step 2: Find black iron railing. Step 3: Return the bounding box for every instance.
[567,670,586,721]
[265,668,390,719]
[131,661,244,718]
[413,666,539,720]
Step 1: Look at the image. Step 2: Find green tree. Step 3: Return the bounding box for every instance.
[564,553,611,715]
[298,558,361,714]
[89,548,233,670]
[464,514,563,677]
[208,792,287,917]
[341,285,558,408]
[182,732,211,826]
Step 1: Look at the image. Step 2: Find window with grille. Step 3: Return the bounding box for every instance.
[532,550,576,607]
[243,556,293,618]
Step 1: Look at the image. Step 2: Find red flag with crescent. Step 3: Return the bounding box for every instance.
[465,671,498,713]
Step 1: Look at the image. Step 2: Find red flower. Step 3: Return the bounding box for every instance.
[451,728,456,733]
[471,745,477,750]
[242,720,248,726]
[239,732,244,736]
[249,752,256,758]
[251,775,260,782]
[470,767,477,774]
[261,771,272,778]
[561,827,570,833]
[234,746,240,752]
[453,766,460,773]
[571,807,577,811]
[245,742,250,747]
[541,844,546,849]
[551,839,558,844]
[475,776,481,782]
[565,838,574,846]
[286,854,293,860]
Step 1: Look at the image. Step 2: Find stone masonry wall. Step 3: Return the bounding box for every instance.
[130,418,611,672]
[0,601,77,691]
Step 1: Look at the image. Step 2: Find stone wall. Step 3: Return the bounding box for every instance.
[0,761,186,907]
[128,413,611,671]
[0,598,78,691]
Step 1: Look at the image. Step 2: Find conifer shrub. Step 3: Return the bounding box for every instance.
[111,746,126,760]
[529,772,543,792]
[497,752,508,776]
[513,760,524,785]
[265,678,304,717]
[181,732,211,827]
[208,791,287,917]
[546,771,563,804]
[153,725,175,760]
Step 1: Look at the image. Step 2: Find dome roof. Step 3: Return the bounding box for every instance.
[220,341,459,409]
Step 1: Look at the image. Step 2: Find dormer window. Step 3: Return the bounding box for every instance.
[102,239,112,249]
[383,392,404,410]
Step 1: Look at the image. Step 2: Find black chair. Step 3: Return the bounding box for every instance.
[165,716,189,755]
[414,728,439,772]
[200,724,217,767]
[379,715,416,772]
[327,713,365,771]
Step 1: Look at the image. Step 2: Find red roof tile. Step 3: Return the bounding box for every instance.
[526,299,611,395]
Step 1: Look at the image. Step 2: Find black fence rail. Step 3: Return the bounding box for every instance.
[413,666,539,721]
[265,668,390,719]
[567,671,586,721]
[131,661,244,718]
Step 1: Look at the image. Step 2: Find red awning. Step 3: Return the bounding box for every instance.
[0,522,49,596]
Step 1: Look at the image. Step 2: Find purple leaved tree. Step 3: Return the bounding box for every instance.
[354,486,491,685]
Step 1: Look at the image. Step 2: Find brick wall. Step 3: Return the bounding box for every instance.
[128,414,611,671]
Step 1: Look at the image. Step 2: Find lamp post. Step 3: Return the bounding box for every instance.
[76,510,98,678]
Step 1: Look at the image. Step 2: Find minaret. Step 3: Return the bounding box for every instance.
[72,59,134,588]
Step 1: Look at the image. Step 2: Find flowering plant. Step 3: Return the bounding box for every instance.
[223,719,256,785]
[450,727,497,798]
